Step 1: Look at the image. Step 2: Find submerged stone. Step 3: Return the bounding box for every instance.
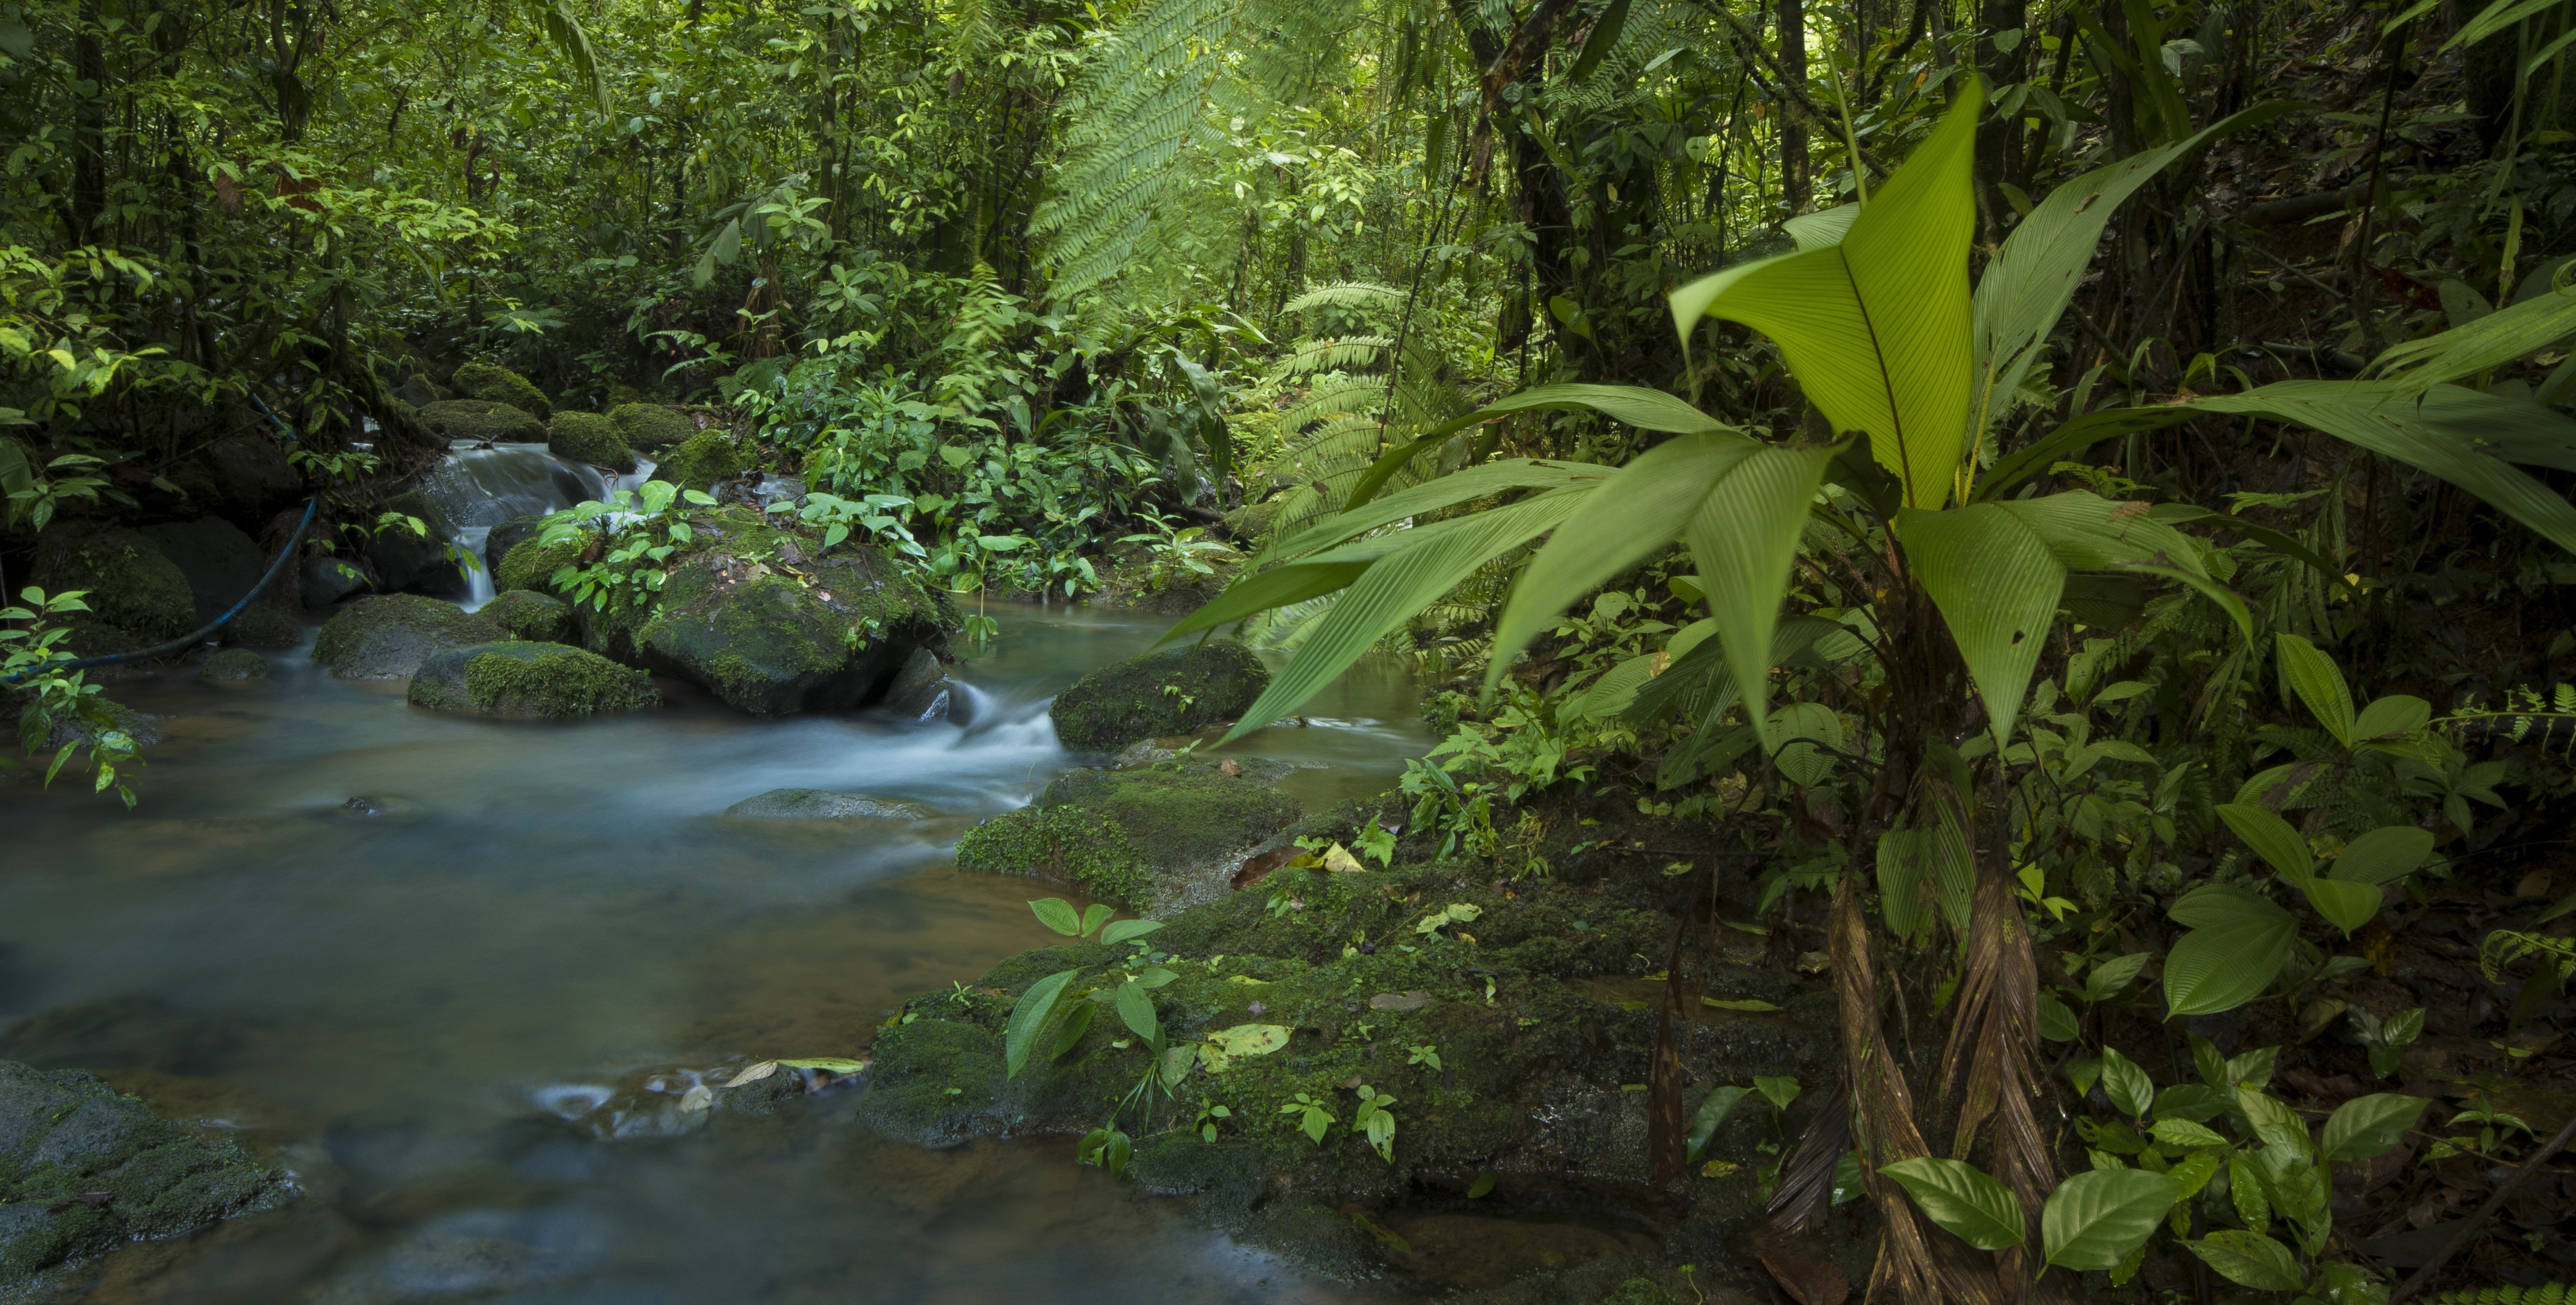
[406,641,660,719]
[224,605,303,651]
[881,647,956,722]
[722,789,936,820]
[198,648,269,683]
[0,1060,290,1290]
[954,757,1299,908]
[299,555,372,610]
[311,595,503,679]
[1047,640,1269,751]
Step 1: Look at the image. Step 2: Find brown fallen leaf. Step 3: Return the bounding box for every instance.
[1752,1225,1850,1305]
[725,1060,780,1088]
[1232,846,1299,890]
[1219,757,1240,776]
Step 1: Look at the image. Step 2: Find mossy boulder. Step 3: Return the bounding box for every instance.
[406,641,660,718]
[547,411,635,473]
[609,403,698,452]
[0,1060,289,1289]
[494,531,584,595]
[477,589,573,643]
[450,361,551,421]
[955,805,1151,904]
[311,594,503,679]
[650,429,750,491]
[417,399,545,443]
[1048,639,1270,751]
[298,555,372,610]
[634,542,950,714]
[197,648,268,683]
[137,518,263,625]
[366,489,465,598]
[224,605,302,650]
[29,524,198,648]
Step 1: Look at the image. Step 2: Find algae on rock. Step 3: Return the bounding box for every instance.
[478,588,574,643]
[417,398,544,443]
[608,403,698,451]
[29,523,198,648]
[955,805,1151,904]
[650,429,750,491]
[311,594,502,678]
[547,411,636,473]
[450,361,552,420]
[406,640,660,718]
[1048,640,1270,751]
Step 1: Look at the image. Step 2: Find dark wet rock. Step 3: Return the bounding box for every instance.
[0,1059,290,1289]
[882,647,956,722]
[633,542,949,715]
[1085,537,1243,617]
[648,429,749,491]
[335,795,427,820]
[954,757,1299,908]
[722,789,937,820]
[29,523,197,648]
[546,411,634,474]
[1048,639,1269,751]
[167,435,301,531]
[530,1059,854,1142]
[493,528,581,596]
[449,361,551,421]
[416,399,544,444]
[366,490,465,598]
[482,513,554,575]
[198,649,268,684]
[475,589,572,644]
[224,605,302,650]
[608,403,698,452]
[311,595,502,679]
[298,556,373,610]
[406,641,660,719]
[137,518,263,625]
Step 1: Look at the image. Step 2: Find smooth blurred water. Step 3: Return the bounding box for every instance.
[0,605,1426,1304]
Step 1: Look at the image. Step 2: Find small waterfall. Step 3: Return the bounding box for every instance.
[419,441,621,612]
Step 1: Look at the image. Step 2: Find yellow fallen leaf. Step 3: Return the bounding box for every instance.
[725,1060,780,1087]
[1322,843,1364,873]
[778,1056,870,1074]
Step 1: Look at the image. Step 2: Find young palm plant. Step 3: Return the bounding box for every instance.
[1168,82,2576,1300]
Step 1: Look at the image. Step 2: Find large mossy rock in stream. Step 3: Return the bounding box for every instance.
[312,594,503,679]
[858,852,1839,1245]
[492,524,582,594]
[417,398,545,444]
[954,758,1300,907]
[0,1060,290,1289]
[1047,640,1269,751]
[547,411,635,473]
[407,641,660,718]
[608,403,699,452]
[649,429,751,491]
[29,523,198,650]
[477,588,573,644]
[449,361,552,421]
[630,542,951,715]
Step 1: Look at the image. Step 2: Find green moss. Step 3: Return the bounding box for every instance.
[496,533,584,594]
[30,524,197,645]
[1047,640,1270,751]
[954,805,1151,904]
[407,640,660,717]
[547,411,635,472]
[1039,763,1300,880]
[477,589,573,643]
[310,594,503,678]
[450,361,551,420]
[650,429,750,491]
[417,398,545,443]
[609,403,699,451]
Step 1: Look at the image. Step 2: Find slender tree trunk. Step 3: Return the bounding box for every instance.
[1972,0,2027,246]
[1777,0,1810,213]
[73,0,108,242]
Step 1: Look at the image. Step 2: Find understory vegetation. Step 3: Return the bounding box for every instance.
[8,0,2576,1298]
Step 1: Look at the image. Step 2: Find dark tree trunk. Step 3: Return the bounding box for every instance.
[1777,0,1810,212]
[1972,0,2027,245]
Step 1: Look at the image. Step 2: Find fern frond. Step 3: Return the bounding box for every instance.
[1264,337,1394,381]
[2426,1285,2574,1305]
[2479,930,2576,988]
[1282,282,1409,317]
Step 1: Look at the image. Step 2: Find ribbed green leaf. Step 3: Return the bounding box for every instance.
[1157,561,1368,644]
[2042,1169,2181,1270]
[2320,1093,2430,1162]
[1005,969,1079,1079]
[1116,978,1159,1042]
[2182,1230,2305,1291]
[1341,386,1729,511]
[1682,443,1841,749]
[1221,494,1585,741]
[1994,490,2253,639]
[2330,825,2434,886]
[1569,0,1631,81]
[1672,85,1982,507]
[2217,803,2314,881]
[2402,384,2576,470]
[1685,1085,1752,1163]
[1030,898,1085,936]
[537,0,612,111]
[1876,830,1933,939]
[1879,1157,2028,1250]
[2168,884,2281,929]
[2303,877,2384,933]
[1564,620,1715,723]
[2189,382,2576,556]
[2164,893,2297,1017]
[2373,284,2576,390]
[2351,694,2433,741]
[1265,456,1609,562]
[1782,204,1858,251]
[1897,503,2065,745]
[1973,406,2197,502]
[1484,433,1767,695]
[2275,632,2355,746]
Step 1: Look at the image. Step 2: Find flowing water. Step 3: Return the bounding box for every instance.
[415,443,658,611]
[0,591,1429,1301]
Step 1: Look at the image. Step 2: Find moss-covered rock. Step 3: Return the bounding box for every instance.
[224,605,303,650]
[547,411,635,473]
[417,398,545,443]
[494,532,584,595]
[650,429,750,491]
[450,361,552,420]
[0,1060,289,1290]
[311,594,503,679]
[1222,496,1283,544]
[483,513,554,574]
[137,518,263,625]
[198,648,268,683]
[955,805,1151,904]
[634,541,950,714]
[30,523,198,648]
[609,403,699,452]
[1048,760,1300,906]
[477,589,573,643]
[299,555,373,610]
[1048,640,1270,751]
[406,640,660,718]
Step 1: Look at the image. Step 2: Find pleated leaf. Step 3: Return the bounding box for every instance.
[2275,632,2355,746]
[1157,561,1369,644]
[1681,443,1842,749]
[1993,490,2254,639]
[2163,889,2297,1017]
[1342,385,1732,511]
[2216,803,2314,881]
[1220,494,1586,741]
[1262,457,1609,564]
[2371,284,2576,391]
[1671,84,1982,508]
[1897,504,2066,746]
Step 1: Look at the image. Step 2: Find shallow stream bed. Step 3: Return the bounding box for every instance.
[0,605,1426,1304]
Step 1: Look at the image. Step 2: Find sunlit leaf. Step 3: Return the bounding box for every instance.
[2041,1169,2180,1270]
[1879,1157,2028,1250]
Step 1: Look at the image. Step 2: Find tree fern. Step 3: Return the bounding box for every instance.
[2427,1286,2575,1305]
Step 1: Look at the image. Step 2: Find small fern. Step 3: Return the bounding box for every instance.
[2427,1285,2574,1305]
[2479,930,2576,989]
